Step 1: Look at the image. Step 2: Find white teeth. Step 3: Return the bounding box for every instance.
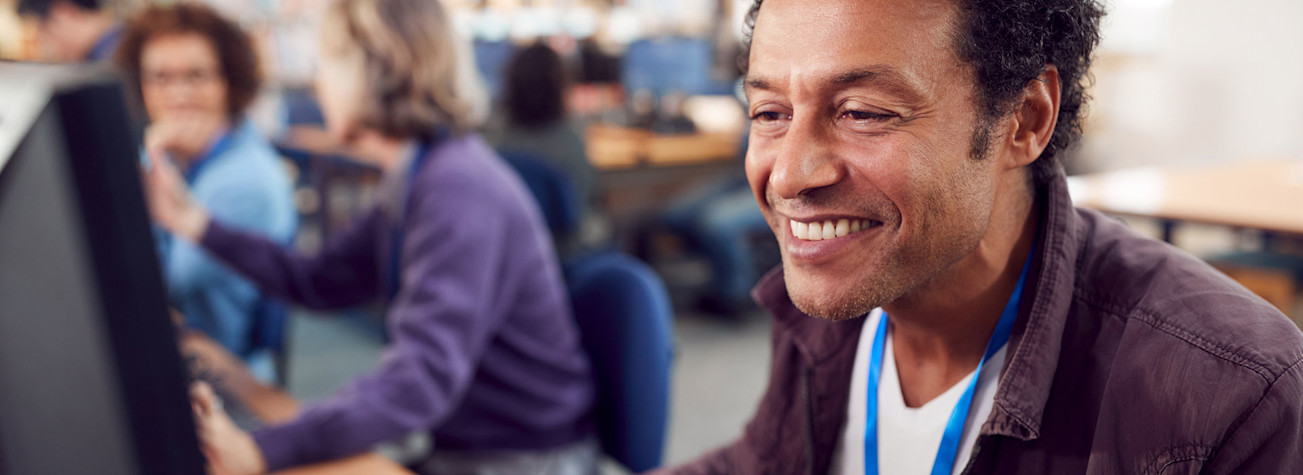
[790,218,879,241]
[807,222,823,241]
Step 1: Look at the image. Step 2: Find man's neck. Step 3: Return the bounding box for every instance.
[882,179,1038,408]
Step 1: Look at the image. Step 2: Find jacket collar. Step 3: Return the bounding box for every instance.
[986,173,1083,441]
[752,266,867,366]
[752,172,1083,441]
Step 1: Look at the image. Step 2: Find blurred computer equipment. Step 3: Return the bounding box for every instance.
[0,63,205,475]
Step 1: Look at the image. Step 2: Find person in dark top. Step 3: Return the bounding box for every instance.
[484,42,597,246]
[141,0,596,473]
[663,0,1303,473]
[17,0,123,62]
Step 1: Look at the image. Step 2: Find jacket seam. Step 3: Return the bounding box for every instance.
[1143,444,1214,475]
[802,367,815,475]
[996,203,1069,436]
[1203,356,1303,470]
[1071,286,1277,383]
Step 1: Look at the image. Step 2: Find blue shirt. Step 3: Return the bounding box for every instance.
[157,120,296,357]
[87,24,124,62]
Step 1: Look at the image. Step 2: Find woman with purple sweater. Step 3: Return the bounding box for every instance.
[141,0,596,473]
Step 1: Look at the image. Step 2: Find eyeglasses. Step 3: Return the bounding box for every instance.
[141,68,223,88]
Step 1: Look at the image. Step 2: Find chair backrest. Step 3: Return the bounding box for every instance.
[565,252,674,473]
[248,299,287,355]
[498,150,582,238]
[245,229,298,379]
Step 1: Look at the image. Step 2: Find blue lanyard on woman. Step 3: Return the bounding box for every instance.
[182,127,236,186]
[387,140,435,302]
[864,247,1035,475]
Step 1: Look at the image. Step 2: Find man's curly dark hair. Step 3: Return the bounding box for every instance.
[741,0,1105,185]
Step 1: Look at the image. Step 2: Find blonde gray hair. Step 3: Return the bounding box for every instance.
[322,0,486,141]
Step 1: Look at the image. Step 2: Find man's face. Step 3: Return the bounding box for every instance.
[746,0,1006,320]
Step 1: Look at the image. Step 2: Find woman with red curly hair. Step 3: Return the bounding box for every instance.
[118,2,296,368]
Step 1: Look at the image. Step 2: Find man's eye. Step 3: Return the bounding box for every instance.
[751,111,788,123]
[843,110,896,121]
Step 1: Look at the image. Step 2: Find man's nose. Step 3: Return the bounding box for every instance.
[768,115,844,200]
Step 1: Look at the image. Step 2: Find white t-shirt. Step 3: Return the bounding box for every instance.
[829,309,1007,475]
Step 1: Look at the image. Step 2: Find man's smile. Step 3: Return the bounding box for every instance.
[788,218,885,241]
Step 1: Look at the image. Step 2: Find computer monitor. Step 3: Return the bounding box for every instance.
[0,63,205,475]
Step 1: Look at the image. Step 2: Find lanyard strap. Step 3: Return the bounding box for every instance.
[864,248,1034,475]
[386,140,436,302]
[182,127,235,186]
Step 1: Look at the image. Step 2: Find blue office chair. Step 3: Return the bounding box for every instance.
[245,229,298,387]
[565,252,674,473]
[498,150,582,239]
[246,298,289,386]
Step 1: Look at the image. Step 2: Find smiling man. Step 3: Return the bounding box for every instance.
[666,0,1303,474]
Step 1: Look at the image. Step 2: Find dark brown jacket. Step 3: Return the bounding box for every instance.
[668,175,1303,474]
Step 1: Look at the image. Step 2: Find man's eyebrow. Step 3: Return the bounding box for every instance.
[834,67,892,84]
[746,67,925,103]
[833,66,925,102]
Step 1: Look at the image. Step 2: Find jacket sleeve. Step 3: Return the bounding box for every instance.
[249,178,517,471]
[653,311,803,475]
[199,208,383,311]
[1206,358,1303,474]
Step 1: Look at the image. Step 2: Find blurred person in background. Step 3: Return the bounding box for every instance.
[117,2,296,368]
[17,0,122,62]
[662,131,770,318]
[142,0,596,473]
[485,42,597,254]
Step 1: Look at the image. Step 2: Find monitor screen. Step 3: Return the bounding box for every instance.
[0,63,205,475]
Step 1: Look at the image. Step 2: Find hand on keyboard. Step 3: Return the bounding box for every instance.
[191,381,267,475]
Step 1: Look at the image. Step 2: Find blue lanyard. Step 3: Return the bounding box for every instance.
[864,248,1034,475]
[182,127,236,186]
[386,140,435,302]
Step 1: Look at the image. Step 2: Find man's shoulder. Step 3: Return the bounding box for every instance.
[1070,207,1303,380]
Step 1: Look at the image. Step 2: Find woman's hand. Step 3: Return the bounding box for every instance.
[145,114,225,162]
[191,382,267,475]
[141,147,210,241]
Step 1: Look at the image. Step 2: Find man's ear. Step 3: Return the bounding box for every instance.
[1006,65,1061,170]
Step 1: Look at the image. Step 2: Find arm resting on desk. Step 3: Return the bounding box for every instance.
[271,455,412,475]
[180,334,412,475]
[200,209,383,311]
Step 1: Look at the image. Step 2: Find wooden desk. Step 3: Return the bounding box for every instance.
[586,124,741,170]
[180,333,414,475]
[280,124,743,170]
[1067,160,1303,240]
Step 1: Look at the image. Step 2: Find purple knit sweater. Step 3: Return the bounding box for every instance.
[199,134,594,470]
